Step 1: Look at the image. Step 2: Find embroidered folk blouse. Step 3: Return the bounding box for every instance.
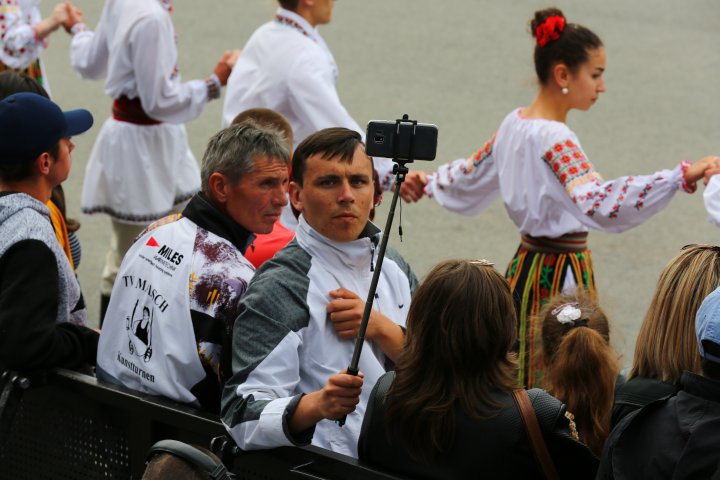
[425,108,686,238]
[0,0,44,69]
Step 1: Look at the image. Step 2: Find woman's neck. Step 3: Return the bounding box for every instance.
[522,87,570,123]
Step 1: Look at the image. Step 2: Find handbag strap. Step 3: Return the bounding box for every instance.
[512,389,559,480]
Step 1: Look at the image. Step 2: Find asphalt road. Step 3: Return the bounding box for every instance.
[41,0,719,364]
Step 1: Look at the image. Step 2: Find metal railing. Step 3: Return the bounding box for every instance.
[0,369,401,480]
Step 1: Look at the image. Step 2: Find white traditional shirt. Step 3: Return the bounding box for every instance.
[704,175,720,227]
[70,0,206,223]
[0,0,43,69]
[425,108,687,238]
[222,7,394,192]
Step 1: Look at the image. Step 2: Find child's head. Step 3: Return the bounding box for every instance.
[541,289,610,361]
[539,289,618,455]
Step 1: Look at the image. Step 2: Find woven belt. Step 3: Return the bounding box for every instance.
[112,96,161,125]
[520,232,589,254]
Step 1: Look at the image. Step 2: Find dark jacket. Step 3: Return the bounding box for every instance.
[598,371,720,480]
[0,192,97,372]
[358,372,598,479]
[611,375,677,427]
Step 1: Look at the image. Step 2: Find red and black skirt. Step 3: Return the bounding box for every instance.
[505,232,596,388]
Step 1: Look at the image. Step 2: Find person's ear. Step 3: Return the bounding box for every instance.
[36,152,52,176]
[289,181,303,213]
[208,172,229,205]
[552,63,571,90]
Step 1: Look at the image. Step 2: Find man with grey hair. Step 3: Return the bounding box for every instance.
[97,122,289,413]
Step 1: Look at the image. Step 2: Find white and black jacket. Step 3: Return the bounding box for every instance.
[221,216,417,458]
[97,193,256,413]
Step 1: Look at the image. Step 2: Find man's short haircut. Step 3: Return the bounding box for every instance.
[200,121,290,194]
[278,0,299,10]
[231,108,293,150]
[291,127,370,186]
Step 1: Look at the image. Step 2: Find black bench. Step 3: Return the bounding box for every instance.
[0,369,401,480]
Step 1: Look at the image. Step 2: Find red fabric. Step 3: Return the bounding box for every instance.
[245,221,295,269]
[535,16,565,47]
[112,96,161,125]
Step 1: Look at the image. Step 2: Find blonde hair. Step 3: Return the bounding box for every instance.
[540,290,618,455]
[631,245,720,382]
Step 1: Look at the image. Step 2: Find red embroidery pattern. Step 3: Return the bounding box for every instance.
[608,178,633,218]
[543,139,601,193]
[467,134,496,170]
[634,175,664,210]
[425,134,495,198]
[275,14,311,38]
[574,183,612,217]
[1,1,23,57]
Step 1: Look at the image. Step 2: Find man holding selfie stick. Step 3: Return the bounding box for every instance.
[221,127,417,458]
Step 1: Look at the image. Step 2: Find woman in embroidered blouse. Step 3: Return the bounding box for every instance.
[415,8,720,388]
[0,0,80,89]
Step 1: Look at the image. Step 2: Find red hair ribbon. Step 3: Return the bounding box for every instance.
[535,15,566,47]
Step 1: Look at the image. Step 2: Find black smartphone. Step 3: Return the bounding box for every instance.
[365,120,438,161]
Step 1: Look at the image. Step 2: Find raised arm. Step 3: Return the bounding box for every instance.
[546,138,719,233]
[68,5,109,80]
[0,0,67,68]
[423,134,501,216]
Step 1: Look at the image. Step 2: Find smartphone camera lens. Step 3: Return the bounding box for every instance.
[373,132,384,144]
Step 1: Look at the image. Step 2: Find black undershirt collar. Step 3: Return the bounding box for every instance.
[182,193,255,255]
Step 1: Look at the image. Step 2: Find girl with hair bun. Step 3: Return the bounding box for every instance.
[411,7,720,388]
[540,290,619,455]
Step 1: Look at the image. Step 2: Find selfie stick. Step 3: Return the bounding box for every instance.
[337,114,416,427]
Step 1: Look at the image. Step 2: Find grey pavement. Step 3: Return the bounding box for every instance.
[42,0,719,364]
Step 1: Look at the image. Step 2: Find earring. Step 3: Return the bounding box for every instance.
[561,87,569,95]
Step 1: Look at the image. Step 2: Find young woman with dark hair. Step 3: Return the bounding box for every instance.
[410,7,720,388]
[358,259,598,479]
[540,291,619,455]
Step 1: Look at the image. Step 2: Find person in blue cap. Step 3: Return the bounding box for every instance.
[598,282,720,479]
[0,92,98,372]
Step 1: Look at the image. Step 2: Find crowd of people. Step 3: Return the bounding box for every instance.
[1,0,719,478]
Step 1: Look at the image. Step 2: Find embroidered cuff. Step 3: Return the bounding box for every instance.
[680,160,697,194]
[70,23,88,35]
[205,74,221,101]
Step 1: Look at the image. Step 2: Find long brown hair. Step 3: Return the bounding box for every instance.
[540,290,618,455]
[384,259,518,462]
[631,244,720,382]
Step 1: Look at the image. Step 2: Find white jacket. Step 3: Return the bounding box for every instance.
[222,216,416,458]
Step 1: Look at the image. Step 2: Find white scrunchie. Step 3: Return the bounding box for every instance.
[556,305,582,324]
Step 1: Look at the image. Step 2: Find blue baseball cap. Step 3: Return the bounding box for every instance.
[0,92,93,165]
[695,286,720,363]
